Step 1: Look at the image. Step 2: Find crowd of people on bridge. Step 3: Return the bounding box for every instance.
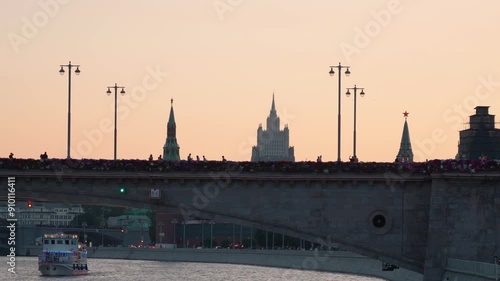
[2,153,500,174]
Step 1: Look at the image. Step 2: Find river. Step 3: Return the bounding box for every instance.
[6,257,386,281]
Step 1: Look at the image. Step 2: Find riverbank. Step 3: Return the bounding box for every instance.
[89,247,421,281]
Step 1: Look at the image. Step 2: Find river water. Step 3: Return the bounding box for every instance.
[4,257,386,281]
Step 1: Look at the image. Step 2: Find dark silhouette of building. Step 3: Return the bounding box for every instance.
[458,106,500,160]
[396,111,413,163]
[163,98,180,161]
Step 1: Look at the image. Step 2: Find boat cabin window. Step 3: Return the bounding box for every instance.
[44,240,49,244]
[51,240,55,244]
[71,240,76,245]
[65,240,69,244]
[57,240,63,244]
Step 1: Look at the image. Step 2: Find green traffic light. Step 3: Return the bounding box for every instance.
[119,187,126,193]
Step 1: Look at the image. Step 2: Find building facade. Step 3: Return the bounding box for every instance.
[396,111,414,163]
[458,106,500,159]
[0,202,84,226]
[251,94,295,162]
[163,98,181,160]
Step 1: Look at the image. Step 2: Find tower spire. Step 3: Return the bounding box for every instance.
[168,98,175,125]
[396,111,413,163]
[163,98,180,161]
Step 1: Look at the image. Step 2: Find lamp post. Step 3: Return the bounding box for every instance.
[183,221,186,248]
[82,222,87,245]
[201,220,204,248]
[345,85,365,162]
[329,63,350,162]
[232,223,235,249]
[250,225,253,249]
[210,221,215,248]
[139,218,144,245]
[495,254,498,281]
[158,222,164,246]
[171,219,177,247]
[59,61,81,159]
[106,83,126,160]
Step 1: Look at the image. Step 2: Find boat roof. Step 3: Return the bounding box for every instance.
[43,233,78,239]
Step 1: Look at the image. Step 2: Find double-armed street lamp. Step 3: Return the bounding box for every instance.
[329,63,350,162]
[345,85,365,162]
[59,61,81,159]
[106,83,126,160]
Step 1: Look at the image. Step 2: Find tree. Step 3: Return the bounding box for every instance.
[254,229,266,248]
[221,239,230,248]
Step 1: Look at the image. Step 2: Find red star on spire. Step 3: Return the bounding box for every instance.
[403,111,409,119]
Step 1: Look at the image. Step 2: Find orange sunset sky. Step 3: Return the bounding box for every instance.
[1,0,500,162]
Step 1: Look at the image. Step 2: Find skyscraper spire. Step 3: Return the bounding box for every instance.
[396,111,413,163]
[163,98,180,161]
[267,92,280,131]
[270,92,277,117]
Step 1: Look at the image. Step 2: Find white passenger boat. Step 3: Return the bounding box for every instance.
[38,233,89,276]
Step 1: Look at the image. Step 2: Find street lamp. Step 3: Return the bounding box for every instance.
[250,225,253,249]
[210,221,215,248]
[106,83,126,160]
[183,221,186,248]
[171,219,177,247]
[345,85,365,162]
[494,254,499,281]
[158,222,164,246]
[139,219,144,245]
[59,61,81,159]
[329,62,350,162]
[201,220,204,248]
[82,222,87,245]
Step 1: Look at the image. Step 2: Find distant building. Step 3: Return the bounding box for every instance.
[396,111,414,163]
[0,202,84,226]
[107,214,151,229]
[163,98,180,160]
[457,106,500,159]
[251,94,295,162]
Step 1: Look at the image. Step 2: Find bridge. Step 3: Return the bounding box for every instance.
[1,158,499,281]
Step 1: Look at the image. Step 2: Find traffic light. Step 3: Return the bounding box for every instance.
[27,200,32,208]
[119,187,127,194]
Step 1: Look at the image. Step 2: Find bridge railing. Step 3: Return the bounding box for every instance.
[447,258,499,279]
[1,158,499,174]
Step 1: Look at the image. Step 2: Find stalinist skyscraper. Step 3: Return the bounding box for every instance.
[163,99,180,161]
[251,94,295,162]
